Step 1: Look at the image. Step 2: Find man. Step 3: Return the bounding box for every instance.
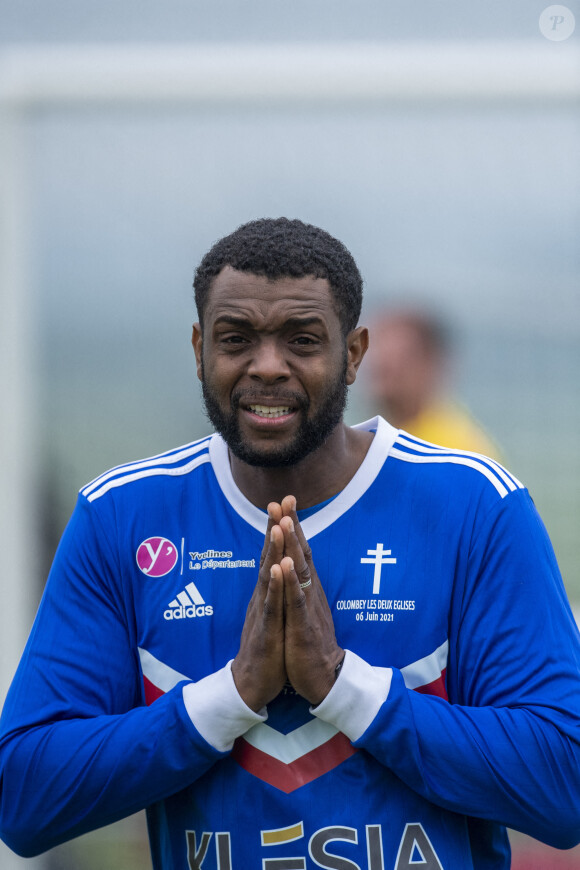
[366,308,501,457]
[1,217,580,869]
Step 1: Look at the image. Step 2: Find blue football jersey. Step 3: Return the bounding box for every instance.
[1,416,580,869]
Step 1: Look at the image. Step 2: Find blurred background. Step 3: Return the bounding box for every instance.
[1,2,579,868]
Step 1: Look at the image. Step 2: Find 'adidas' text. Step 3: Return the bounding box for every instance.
[164,604,213,620]
[164,580,213,621]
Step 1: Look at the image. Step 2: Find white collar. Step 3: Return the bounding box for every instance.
[208,416,397,537]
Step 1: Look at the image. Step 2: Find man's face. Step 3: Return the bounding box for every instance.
[367,318,439,410]
[193,267,352,468]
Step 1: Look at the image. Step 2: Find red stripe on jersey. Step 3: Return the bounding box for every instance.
[413,668,448,700]
[143,675,165,705]
[232,731,357,794]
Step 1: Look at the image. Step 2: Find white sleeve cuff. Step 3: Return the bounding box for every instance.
[182,660,267,753]
[310,650,392,742]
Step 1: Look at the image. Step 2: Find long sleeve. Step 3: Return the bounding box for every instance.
[314,489,580,849]
[0,497,225,857]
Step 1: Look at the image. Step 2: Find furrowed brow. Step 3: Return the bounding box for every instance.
[212,315,327,331]
[213,315,253,329]
[283,316,327,330]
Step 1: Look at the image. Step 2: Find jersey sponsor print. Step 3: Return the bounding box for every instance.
[184,821,444,869]
[136,536,179,577]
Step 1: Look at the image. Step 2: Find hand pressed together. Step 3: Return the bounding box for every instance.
[231,496,344,711]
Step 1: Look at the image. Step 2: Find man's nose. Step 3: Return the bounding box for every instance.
[247,338,291,382]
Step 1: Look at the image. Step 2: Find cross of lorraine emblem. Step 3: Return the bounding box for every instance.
[360,543,397,595]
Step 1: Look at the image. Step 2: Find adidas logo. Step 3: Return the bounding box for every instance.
[164,581,214,621]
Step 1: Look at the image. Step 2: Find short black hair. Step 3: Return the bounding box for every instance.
[193,217,363,335]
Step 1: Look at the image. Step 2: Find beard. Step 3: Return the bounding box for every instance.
[201,357,349,468]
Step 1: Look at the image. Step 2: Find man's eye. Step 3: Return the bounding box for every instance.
[292,336,318,346]
[221,335,247,344]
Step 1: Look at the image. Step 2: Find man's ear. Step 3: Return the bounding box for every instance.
[345,326,369,386]
[192,323,203,381]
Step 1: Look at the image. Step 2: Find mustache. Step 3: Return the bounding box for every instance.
[231,388,309,410]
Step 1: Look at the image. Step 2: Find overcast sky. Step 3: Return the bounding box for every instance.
[1,0,576,44]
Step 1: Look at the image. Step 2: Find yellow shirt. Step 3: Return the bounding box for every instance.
[402,401,502,461]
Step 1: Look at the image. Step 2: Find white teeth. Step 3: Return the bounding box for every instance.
[249,405,291,418]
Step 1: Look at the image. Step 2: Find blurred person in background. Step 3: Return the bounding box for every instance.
[366,307,501,458]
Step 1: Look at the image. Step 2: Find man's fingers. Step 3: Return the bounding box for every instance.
[279,516,315,591]
[280,496,315,568]
[233,552,287,712]
[269,502,284,523]
[264,564,285,619]
[259,502,283,569]
[258,523,285,590]
[258,516,275,568]
[280,556,311,615]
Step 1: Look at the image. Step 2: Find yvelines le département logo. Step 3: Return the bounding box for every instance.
[136,537,179,577]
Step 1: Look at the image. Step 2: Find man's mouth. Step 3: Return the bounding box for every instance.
[248,404,293,419]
